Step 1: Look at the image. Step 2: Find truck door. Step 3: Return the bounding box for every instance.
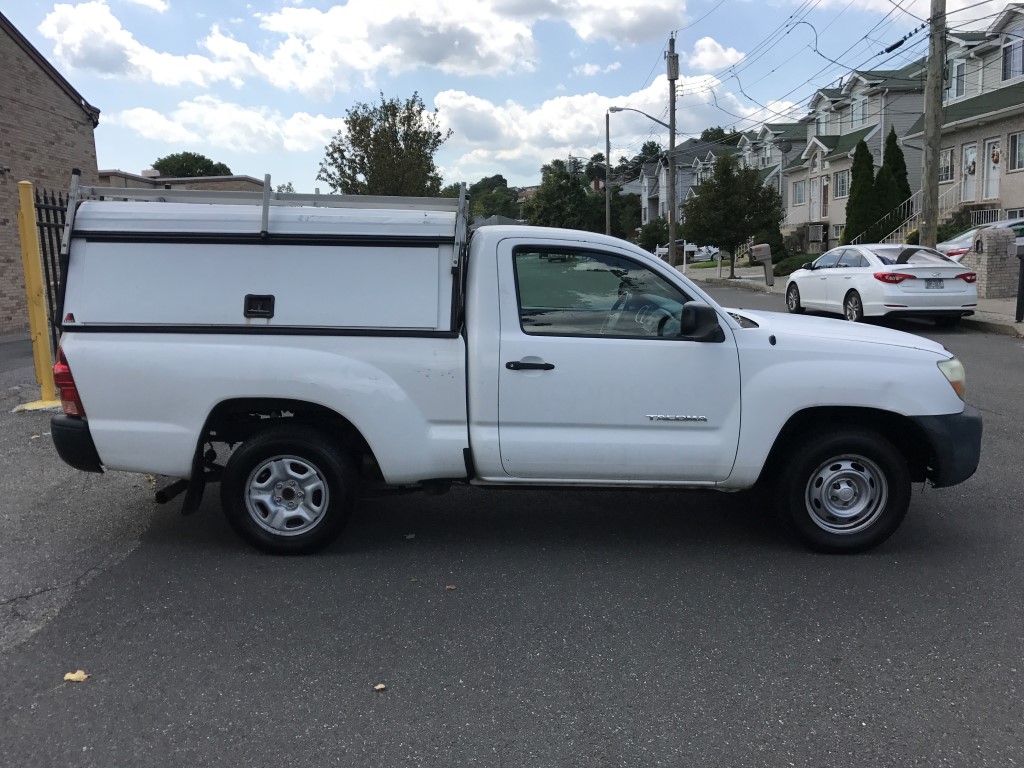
[495,240,741,483]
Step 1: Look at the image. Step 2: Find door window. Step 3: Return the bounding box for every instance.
[837,250,867,268]
[813,250,842,269]
[513,249,692,338]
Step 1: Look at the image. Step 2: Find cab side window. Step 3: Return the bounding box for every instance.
[512,249,691,337]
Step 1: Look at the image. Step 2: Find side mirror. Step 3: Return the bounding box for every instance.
[678,301,725,343]
[801,262,814,271]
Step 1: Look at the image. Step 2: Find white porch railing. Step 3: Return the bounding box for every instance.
[850,185,963,245]
[971,208,1004,225]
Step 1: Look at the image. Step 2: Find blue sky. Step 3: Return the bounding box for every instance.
[4,0,1006,189]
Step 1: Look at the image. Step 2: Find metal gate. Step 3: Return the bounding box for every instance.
[33,188,68,355]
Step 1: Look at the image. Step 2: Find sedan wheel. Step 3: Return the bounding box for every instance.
[786,283,805,314]
[843,291,864,322]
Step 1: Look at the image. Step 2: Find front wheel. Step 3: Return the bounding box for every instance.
[222,425,357,554]
[776,429,910,553]
[785,283,805,314]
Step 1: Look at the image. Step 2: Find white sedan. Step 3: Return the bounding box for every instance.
[784,244,977,326]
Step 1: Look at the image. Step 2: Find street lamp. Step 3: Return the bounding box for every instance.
[608,106,677,262]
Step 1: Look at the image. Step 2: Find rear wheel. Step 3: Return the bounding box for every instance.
[843,290,865,322]
[786,283,805,314]
[222,425,357,554]
[776,429,910,553]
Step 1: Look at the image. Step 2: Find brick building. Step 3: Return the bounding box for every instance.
[0,11,100,333]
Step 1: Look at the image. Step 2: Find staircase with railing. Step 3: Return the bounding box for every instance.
[850,185,962,245]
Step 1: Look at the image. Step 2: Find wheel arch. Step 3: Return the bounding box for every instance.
[201,397,376,467]
[756,406,932,487]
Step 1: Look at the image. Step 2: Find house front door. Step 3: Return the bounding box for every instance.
[962,143,978,202]
[809,178,820,220]
[983,139,1001,200]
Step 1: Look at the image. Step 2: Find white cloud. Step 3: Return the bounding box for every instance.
[39,2,248,87]
[574,61,621,76]
[40,0,685,97]
[123,0,168,11]
[686,37,744,72]
[109,97,346,153]
[433,74,782,186]
[105,107,200,142]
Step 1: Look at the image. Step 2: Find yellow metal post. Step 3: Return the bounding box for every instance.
[15,180,60,411]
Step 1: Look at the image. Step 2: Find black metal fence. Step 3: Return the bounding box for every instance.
[33,189,67,355]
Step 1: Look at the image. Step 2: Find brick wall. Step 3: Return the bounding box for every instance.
[0,28,98,333]
[960,227,1018,299]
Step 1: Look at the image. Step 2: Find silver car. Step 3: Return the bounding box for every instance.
[936,217,1024,261]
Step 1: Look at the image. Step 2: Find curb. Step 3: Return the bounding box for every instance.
[695,276,781,295]
[961,316,1024,338]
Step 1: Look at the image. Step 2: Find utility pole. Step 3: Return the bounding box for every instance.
[667,34,679,266]
[920,0,946,248]
[605,110,612,235]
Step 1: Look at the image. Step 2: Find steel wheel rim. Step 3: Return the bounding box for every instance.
[804,453,887,535]
[787,286,799,310]
[845,295,861,321]
[244,454,330,537]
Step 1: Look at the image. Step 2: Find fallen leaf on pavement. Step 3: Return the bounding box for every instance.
[445,585,457,591]
[64,670,89,682]
[374,683,386,692]
[30,435,40,440]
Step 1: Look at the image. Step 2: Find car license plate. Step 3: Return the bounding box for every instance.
[925,278,944,289]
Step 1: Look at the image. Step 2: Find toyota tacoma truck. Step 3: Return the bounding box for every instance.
[48,177,982,554]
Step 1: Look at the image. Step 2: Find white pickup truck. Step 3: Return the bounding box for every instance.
[49,180,981,555]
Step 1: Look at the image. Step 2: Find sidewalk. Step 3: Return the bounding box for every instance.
[681,263,1024,338]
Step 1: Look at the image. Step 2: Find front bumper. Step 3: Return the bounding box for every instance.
[51,415,104,473]
[910,405,982,488]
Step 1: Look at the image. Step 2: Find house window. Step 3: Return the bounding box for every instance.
[793,180,806,205]
[833,224,844,240]
[953,60,967,98]
[1007,208,1024,218]
[833,169,850,198]
[851,95,867,128]
[811,153,820,172]
[939,148,954,182]
[1010,132,1024,171]
[816,113,828,136]
[1003,39,1023,81]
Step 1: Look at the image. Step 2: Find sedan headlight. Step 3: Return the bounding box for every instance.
[937,357,966,400]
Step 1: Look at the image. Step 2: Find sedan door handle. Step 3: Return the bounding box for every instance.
[506,361,555,371]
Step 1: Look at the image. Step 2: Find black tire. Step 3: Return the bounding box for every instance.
[222,425,357,554]
[785,283,805,314]
[843,290,865,322]
[776,429,910,553]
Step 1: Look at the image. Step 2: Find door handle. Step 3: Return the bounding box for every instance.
[505,361,555,371]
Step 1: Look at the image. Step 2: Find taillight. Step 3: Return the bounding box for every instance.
[53,347,86,417]
[873,272,917,284]
[956,272,977,283]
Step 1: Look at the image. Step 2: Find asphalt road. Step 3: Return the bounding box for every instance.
[1,292,1022,767]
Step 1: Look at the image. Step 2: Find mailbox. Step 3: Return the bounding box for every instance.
[750,243,774,287]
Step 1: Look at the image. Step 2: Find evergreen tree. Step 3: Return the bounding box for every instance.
[869,166,903,242]
[883,127,912,204]
[840,140,878,244]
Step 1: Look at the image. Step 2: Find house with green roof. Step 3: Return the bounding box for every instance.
[782,59,927,251]
[904,4,1024,226]
[735,123,807,204]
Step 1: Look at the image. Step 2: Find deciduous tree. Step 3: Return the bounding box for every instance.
[152,152,231,177]
[317,92,452,195]
[679,154,784,277]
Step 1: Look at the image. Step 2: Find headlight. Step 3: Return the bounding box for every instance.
[937,357,966,400]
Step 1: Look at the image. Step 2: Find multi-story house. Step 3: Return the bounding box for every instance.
[904,5,1024,226]
[782,60,926,251]
[735,123,807,207]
